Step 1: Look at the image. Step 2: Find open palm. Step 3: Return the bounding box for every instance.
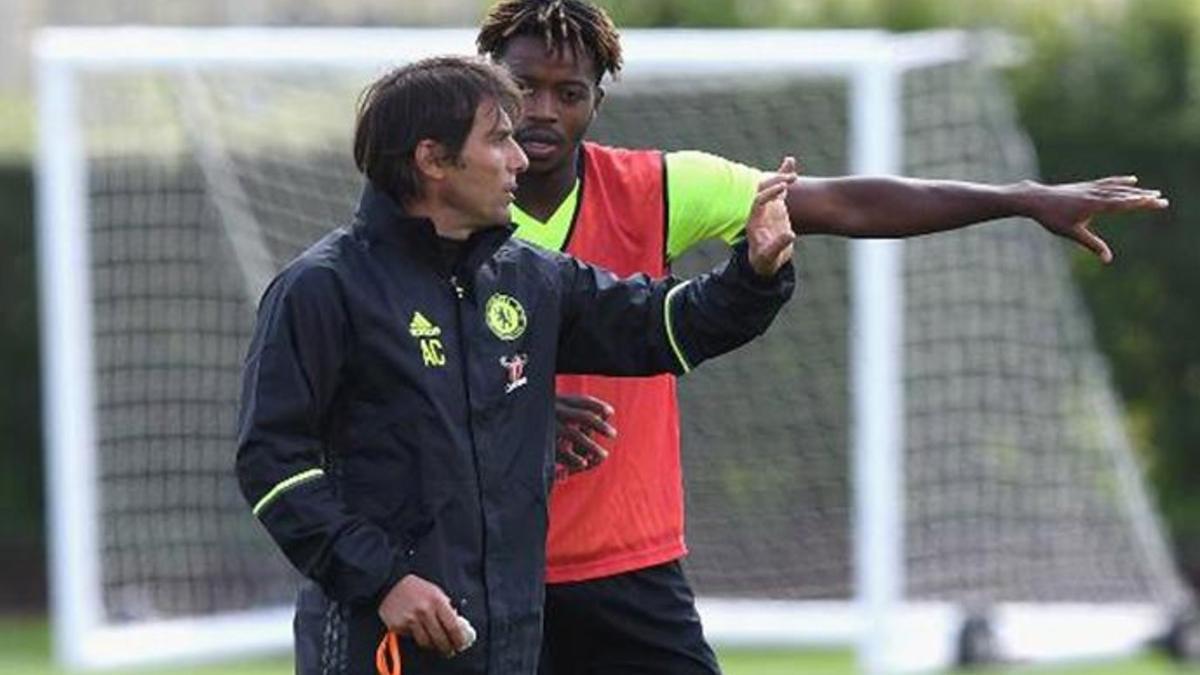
[746,156,799,276]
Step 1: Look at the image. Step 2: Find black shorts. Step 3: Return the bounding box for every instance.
[539,560,721,675]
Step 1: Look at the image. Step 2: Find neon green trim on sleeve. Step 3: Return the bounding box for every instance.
[252,468,325,517]
[665,151,764,262]
[510,180,580,253]
[664,280,694,374]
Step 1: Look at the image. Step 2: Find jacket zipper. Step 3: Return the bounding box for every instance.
[450,273,491,655]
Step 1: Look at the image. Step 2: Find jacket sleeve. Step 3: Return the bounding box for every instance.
[555,238,794,375]
[235,264,407,607]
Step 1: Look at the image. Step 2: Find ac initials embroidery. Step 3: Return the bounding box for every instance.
[420,339,446,367]
[410,311,446,368]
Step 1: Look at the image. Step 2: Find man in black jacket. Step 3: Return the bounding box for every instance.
[235,56,796,675]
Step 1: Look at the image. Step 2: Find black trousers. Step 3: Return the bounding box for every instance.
[539,560,722,675]
[293,582,495,675]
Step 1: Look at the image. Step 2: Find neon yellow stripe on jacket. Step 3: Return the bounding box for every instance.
[252,468,325,517]
[663,280,694,373]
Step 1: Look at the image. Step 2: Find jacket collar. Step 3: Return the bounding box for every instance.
[354,183,515,280]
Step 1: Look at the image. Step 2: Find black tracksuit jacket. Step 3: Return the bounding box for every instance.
[235,184,794,674]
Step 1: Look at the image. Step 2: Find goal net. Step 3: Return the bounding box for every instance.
[34,27,1191,672]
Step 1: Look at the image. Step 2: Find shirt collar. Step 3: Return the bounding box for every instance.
[353,182,515,278]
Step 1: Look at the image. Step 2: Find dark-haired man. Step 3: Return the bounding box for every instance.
[476,2,1171,674]
[236,55,797,675]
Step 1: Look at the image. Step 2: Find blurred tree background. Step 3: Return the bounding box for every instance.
[1,0,1197,611]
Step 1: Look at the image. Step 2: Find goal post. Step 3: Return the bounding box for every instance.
[34,26,1191,672]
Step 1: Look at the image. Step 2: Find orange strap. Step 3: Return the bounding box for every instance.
[376,632,402,675]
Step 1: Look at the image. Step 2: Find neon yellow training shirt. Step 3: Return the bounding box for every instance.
[510,150,762,261]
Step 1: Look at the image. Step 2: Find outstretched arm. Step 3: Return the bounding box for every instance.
[786,175,1168,263]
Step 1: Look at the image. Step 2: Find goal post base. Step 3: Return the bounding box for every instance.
[66,607,293,670]
[699,599,1172,672]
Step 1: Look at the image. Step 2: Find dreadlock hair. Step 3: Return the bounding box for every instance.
[477,0,623,84]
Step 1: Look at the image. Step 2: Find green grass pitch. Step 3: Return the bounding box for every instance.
[2,617,1196,674]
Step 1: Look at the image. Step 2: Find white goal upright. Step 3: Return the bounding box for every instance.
[35,27,1192,673]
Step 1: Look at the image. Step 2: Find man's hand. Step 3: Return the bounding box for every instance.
[747,157,799,276]
[555,394,616,476]
[1017,176,1169,264]
[378,574,472,658]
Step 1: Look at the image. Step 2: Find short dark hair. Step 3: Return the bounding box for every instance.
[477,0,623,83]
[353,55,523,205]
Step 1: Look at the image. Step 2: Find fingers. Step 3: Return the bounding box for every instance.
[1099,192,1170,211]
[556,395,616,438]
[410,620,433,651]
[755,157,799,190]
[556,430,609,475]
[556,394,614,418]
[748,205,795,275]
[752,157,799,213]
[1094,175,1138,187]
[757,229,797,269]
[378,575,463,657]
[575,433,611,462]
[556,437,587,473]
[561,426,608,461]
[1089,176,1169,209]
[752,181,790,211]
[1073,223,1114,264]
[435,602,470,656]
[415,597,456,657]
[554,393,616,475]
[755,172,796,197]
[1093,185,1155,197]
[554,393,615,474]
[556,408,616,438]
[748,160,797,276]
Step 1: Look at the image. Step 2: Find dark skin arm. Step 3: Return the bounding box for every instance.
[784,175,1168,264]
[555,168,1168,463]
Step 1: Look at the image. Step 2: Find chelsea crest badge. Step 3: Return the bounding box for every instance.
[485,293,527,341]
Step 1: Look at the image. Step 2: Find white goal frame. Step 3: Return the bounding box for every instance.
[34,26,1175,673]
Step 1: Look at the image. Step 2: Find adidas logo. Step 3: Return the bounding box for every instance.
[409,311,441,338]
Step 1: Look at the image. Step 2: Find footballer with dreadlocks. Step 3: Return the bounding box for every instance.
[478,2,1169,673]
